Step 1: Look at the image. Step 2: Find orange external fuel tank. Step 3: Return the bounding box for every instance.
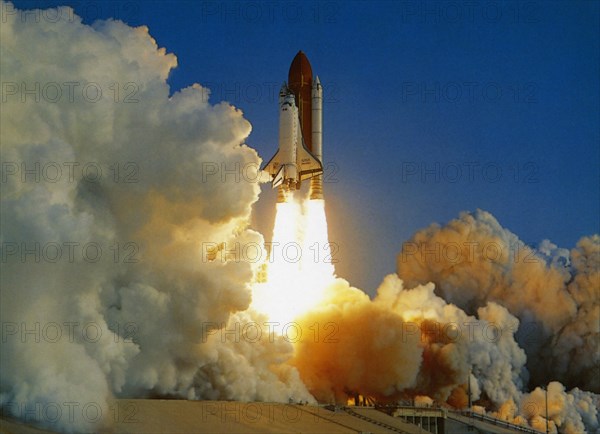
[288,51,313,152]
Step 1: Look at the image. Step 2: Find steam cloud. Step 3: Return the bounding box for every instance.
[1,2,311,432]
[1,2,598,434]
[397,210,599,394]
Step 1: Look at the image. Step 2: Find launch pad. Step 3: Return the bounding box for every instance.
[0,400,544,434]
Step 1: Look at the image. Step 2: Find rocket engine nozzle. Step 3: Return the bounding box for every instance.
[309,175,323,200]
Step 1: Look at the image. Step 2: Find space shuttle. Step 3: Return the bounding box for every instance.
[262,51,324,202]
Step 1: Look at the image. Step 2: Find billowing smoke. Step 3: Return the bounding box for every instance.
[0,2,311,432]
[497,382,599,434]
[291,279,424,403]
[1,2,598,434]
[397,210,599,393]
[292,215,597,432]
[292,275,527,406]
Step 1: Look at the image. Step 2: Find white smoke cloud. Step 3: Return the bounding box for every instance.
[518,382,599,434]
[0,2,311,432]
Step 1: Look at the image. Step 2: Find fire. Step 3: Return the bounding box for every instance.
[252,198,335,325]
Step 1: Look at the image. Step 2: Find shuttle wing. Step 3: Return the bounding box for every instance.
[262,149,281,176]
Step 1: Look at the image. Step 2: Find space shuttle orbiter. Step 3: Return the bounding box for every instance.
[262,86,322,190]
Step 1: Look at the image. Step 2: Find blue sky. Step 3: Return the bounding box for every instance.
[14,0,600,293]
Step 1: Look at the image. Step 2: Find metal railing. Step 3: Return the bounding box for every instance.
[344,406,412,434]
[449,409,543,434]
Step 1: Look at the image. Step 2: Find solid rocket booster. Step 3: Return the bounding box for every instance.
[310,76,323,200]
[262,51,324,202]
